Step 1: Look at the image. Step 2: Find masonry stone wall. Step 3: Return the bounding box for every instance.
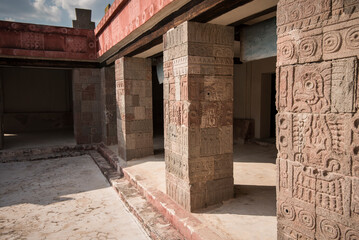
[115,57,153,161]
[276,0,359,238]
[163,21,234,211]
[72,68,102,144]
[101,66,117,145]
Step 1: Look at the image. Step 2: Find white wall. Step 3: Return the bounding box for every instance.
[233,56,276,139]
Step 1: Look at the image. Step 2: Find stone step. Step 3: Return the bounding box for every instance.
[122,168,224,240]
[90,150,184,240]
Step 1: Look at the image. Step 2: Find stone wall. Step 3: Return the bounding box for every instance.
[276,0,359,238]
[115,57,153,161]
[163,21,234,211]
[0,21,96,61]
[72,68,102,144]
[101,66,117,145]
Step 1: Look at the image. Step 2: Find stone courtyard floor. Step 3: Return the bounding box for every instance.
[111,139,278,240]
[0,155,150,240]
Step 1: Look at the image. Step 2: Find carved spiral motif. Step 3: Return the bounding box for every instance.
[280,202,295,220]
[277,11,286,25]
[345,229,359,240]
[299,38,317,57]
[320,219,341,240]
[323,32,342,53]
[149,4,154,16]
[29,24,37,31]
[346,26,359,49]
[304,5,316,17]
[11,22,19,29]
[289,9,300,22]
[61,28,68,34]
[280,41,295,60]
[298,210,315,229]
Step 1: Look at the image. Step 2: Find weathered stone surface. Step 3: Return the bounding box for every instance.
[72,68,102,144]
[164,21,234,211]
[72,8,95,30]
[115,57,153,161]
[100,66,117,145]
[0,21,96,60]
[277,1,359,238]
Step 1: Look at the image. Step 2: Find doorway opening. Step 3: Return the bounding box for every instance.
[152,57,164,155]
[0,67,75,150]
[230,57,277,238]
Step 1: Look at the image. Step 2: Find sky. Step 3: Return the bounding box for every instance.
[0,0,112,27]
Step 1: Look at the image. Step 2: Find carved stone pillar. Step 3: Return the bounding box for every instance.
[101,66,117,145]
[163,21,234,211]
[276,0,359,238]
[115,57,153,161]
[72,68,102,144]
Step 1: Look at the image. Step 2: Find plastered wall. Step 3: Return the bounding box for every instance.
[233,56,276,139]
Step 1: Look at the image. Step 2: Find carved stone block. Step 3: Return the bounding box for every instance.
[277,0,359,237]
[278,29,323,66]
[277,198,316,238]
[331,57,357,113]
[214,153,233,179]
[164,21,233,211]
[206,177,233,206]
[188,157,214,183]
[293,62,331,114]
[323,19,359,61]
[291,113,352,174]
[276,113,292,160]
[200,128,220,157]
[187,22,234,46]
[352,113,359,177]
[115,57,153,161]
[277,0,331,37]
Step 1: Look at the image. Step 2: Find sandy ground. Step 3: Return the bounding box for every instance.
[0,155,150,240]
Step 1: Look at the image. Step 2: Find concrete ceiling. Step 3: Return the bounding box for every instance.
[209,0,278,26]
[135,0,278,58]
[134,44,163,58]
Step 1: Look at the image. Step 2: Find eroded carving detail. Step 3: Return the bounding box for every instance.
[320,219,341,240]
[298,210,315,230]
[345,25,359,49]
[323,32,342,53]
[292,64,331,113]
[280,202,296,220]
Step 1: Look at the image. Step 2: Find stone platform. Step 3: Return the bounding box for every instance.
[116,141,277,240]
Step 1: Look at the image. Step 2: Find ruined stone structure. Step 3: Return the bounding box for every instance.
[72,68,102,144]
[1,0,359,238]
[163,21,234,210]
[115,57,153,160]
[276,0,359,238]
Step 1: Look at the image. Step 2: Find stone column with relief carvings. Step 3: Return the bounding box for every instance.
[100,66,117,145]
[163,21,234,211]
[276,0,359,239]
[115,57,153,161]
